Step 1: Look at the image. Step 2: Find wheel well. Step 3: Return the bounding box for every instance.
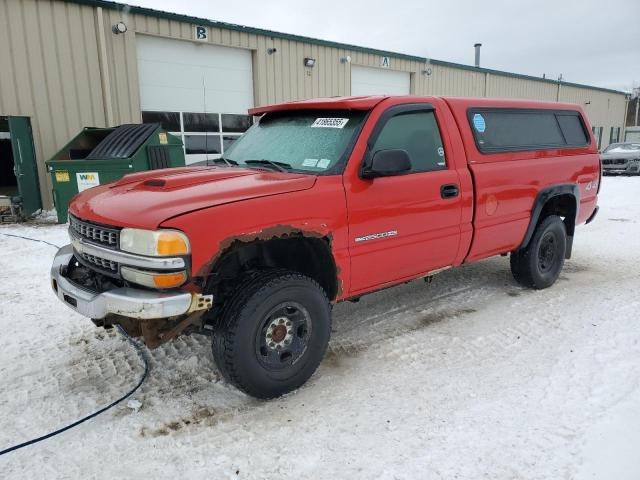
[206,236,339,301]
[539,193,577,237]
[518,190,577,259]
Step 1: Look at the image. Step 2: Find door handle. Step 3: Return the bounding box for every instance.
[440,184,459,199]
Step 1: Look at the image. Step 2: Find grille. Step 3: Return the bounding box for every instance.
[602,159,626,165]
[80,252,119,273]
[69,214,120,248]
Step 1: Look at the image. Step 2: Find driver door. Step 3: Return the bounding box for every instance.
[344,104,463,294]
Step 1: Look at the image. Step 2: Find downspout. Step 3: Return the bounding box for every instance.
[95,7,114,126]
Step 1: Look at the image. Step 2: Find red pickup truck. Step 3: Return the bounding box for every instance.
[51,96,600,398]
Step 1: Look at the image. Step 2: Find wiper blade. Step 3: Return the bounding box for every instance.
[210,157,238,166]
[244,159,291,173]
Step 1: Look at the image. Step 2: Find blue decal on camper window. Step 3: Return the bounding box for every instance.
[473,113,486,133]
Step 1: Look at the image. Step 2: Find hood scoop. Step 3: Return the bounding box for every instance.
[143,179,166,187]
[114,167,258,190]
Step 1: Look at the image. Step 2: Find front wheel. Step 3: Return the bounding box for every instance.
[212,270,331,399]
[510,215,567,289]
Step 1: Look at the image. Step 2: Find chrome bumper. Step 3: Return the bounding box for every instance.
[51,244,196,320]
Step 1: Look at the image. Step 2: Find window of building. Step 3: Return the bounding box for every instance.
[371,111,446,173]
[140,111,181,132]
[609,126,620,145]
[142,111,253,164]
[468,109,589,153]
[182,113,219,132]
[184,135,222,155]
[592,126,604,150]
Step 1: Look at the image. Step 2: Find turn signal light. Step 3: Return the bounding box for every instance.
[153,272,187,289]
[121,266,187,289]
[157,232,190,256]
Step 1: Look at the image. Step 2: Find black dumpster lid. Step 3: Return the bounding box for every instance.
[86,123,159,159]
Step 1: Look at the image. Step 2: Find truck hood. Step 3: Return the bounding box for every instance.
[69,166,317,229]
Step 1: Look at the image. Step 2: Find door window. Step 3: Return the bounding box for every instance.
[371,111,446,172]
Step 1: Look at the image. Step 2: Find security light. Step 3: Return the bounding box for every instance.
[112,22,127,34]
[304,57,316,68]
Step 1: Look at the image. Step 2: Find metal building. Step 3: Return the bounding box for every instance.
[0,0,629,211]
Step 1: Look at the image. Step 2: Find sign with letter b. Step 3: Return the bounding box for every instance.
[194,25,208,41]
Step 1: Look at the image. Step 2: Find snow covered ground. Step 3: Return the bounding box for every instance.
[1,177,639,479]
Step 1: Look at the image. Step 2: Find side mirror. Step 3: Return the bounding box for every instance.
[362,149,411,178]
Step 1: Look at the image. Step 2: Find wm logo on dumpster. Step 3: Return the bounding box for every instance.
[76,172,100,192]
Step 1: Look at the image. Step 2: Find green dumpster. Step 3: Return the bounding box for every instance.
[46,123,185,223]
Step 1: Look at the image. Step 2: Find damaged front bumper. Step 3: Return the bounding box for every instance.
[50,244,209,320]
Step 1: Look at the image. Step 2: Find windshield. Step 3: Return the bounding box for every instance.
[223,110,367,173]
[604,143,640,153]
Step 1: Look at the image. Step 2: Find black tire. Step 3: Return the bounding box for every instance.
[212,270,331,399]
[510,215,567,289]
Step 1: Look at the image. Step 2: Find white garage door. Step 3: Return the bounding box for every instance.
[351,65,410,96]
[137,35,254,164]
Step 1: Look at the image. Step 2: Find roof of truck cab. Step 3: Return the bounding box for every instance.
[249,96,588,115]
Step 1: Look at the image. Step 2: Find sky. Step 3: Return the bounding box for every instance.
[129,0,639,92]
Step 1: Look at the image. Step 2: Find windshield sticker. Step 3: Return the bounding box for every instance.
[317,158,331,169]
[311,118,349,128]
[473,113,486,133]
[302,158,319,167]
[437,147,444,157]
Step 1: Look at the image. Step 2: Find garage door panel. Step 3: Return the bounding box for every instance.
[136,35,252,70]
[138,61,252,92]
[136,35,253,113]
[351,65,410,96]
[138,73,253,113]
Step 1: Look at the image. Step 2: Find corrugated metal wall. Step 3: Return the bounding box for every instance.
[0,0,105,209]
[0,0,628,209]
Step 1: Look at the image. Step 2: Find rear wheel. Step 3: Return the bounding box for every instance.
[212,270,331,399]
[510,215,567,289]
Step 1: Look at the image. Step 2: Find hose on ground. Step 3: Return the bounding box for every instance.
[0,232,61,249]
[0,326,148,456]
[0,232,149,456]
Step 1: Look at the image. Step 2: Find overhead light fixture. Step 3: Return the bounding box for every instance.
[267,47,277,55]
[112,21,127,34]
[340,56,351,64]
[303,57,316,68]
[422,68,433,76]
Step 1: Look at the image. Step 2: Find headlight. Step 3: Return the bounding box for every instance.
[119,228,190,256]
